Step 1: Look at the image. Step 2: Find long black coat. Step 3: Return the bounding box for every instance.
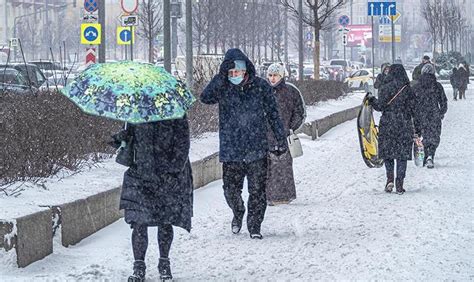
[412,73,448,149]
[456,67,469,91]
[371,64,417,160]
[119,117,193,231]
[267,81,306,147]
[201,48,286,163]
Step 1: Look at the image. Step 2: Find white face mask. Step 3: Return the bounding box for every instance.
[229,75,244,85]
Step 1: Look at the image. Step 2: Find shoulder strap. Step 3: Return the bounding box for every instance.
[387,84,408,106]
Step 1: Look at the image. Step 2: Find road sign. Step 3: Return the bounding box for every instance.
[338,27,350,33]
[346,25,372,47]
[390,10,402,23]
[305,31,313,41]
[81,23,101,45]
[121,0,139,14]
[379,24,401,42]
[368,2,396,16]
[379,11,401,25]
[117,26,135,45]
[338,15,350,27]
[85,47,96,66]
[84,0,98,13]
[121,15,138,27]
[10,38,19,47]
[83,13,98,22]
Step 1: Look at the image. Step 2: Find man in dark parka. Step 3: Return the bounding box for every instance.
[369,64,418,194]
[412,64,448,168]
[201,48,287,239]
[456,64,469,100]
[119,117,193,281]
[412,55,431,81]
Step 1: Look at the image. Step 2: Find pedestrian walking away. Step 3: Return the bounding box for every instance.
[412,55,431,81]
[374,63,390,90]
[265,63,306,206]
[201,48,287,239]
[368,64,419,194]
[412,64,448,169]
[117,117,194,281]
[450,67,459,101]
[456,63,469,100]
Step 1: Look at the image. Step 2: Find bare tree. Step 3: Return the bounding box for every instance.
[137,0,163,63]
[281,0,346,79]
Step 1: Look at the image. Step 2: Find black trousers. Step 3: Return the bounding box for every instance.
[222,158,268,234]
[384,159,407,180]
[131,224,174,261]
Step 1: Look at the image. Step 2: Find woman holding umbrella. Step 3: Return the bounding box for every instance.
[61,62,196,281]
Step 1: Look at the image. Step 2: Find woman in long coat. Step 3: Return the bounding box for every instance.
[368,64,417,194]
[119,117,193,281]
[456,64,469,100]
[266,63,306,205]
[412,64,448,168]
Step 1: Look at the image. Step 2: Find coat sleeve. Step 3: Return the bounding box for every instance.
[167,117,191,173]
[288,85,306,132]
[262,82,287,145]
[437,83,448,116]
[200,74,227,104]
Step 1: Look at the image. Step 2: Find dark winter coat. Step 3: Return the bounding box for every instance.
[119,117,193,232]
[200,48,286,163]
[412,73,448,149]
[265,80,305,203]
[450,69,459,88]
[371,64,417,160]
[456,66,469,91]
[374,73,386,89]
[412,62,429,81]
[267,80,305,147]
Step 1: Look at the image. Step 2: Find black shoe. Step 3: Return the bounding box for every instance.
[250,233,263,239]
[385,178,394,193]
[426,156,434,169]
[158,258,172,281]
[128,260,146,282]
[231,215,243,234]
[396,178,405,195]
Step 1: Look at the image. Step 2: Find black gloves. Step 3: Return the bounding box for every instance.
[219,60,235,76]
[270,143,288,157]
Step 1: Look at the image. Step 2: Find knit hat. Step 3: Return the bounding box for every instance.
[233,60,247,71]
[421,63,436,75]
[267,63,285,78]
[423,55,430,61]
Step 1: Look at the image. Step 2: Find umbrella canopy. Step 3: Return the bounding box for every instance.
[61,61,195,124]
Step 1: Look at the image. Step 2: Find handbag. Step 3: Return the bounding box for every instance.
[287,130,303,158]
[111,123,135,167]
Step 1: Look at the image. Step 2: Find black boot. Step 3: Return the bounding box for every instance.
[384,177,394,193]
[128,260,146,282]
[396,178,405,195]
[231,214,243,234]
[158,258,172,281]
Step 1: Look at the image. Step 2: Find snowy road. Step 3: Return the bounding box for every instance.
[3,88,473,281]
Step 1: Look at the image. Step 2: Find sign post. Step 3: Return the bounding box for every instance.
[120,0,139,61]
[338,15,350,66]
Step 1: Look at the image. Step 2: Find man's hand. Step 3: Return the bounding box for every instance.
[219,60,235,76]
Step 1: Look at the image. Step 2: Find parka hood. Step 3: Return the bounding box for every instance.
[223,48,256,77]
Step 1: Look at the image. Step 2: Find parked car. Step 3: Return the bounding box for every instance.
[0,63,47,88]
[29,60,68,79]
[0,68,37,94]
[344,69,374,92]
[330,59,352,78]
[303,66,314,79]
[326,65,345,81]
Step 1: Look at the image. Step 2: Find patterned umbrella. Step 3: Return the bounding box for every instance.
[61,61,195,124]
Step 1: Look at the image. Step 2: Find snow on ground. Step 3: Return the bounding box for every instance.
[2,87,472,280]
[0,91,364,221]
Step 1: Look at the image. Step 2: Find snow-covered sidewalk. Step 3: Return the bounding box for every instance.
[2,88,472,280]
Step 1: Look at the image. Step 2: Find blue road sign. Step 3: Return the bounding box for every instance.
[338,15,350,27]
[379,15,391,24]
[368,2,396,16]
[84,0,98,13]
[84,26,99,42]
[120,29,132,43]
[305,31,313,41]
